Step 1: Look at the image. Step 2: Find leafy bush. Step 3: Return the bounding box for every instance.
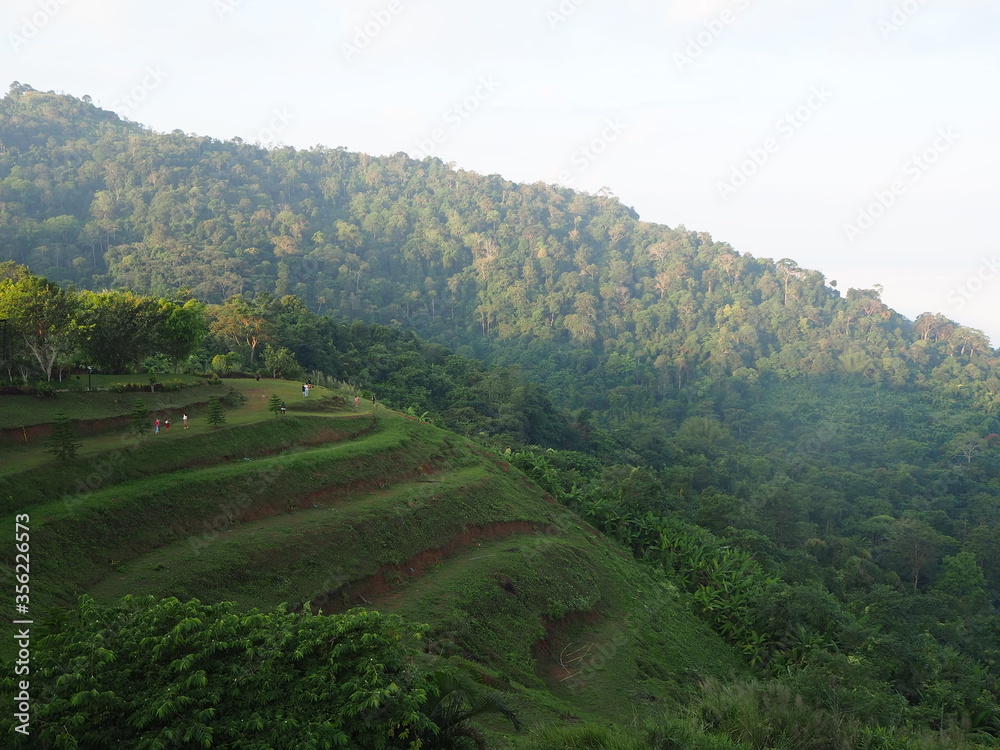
[14,596,436,749]
[221,385,248,407]
[33,381,56,399]
[109,379,188,393]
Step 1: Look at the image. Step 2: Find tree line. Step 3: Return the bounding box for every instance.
[2,84,998,420]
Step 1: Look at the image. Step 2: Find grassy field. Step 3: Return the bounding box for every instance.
[1,376,744,744]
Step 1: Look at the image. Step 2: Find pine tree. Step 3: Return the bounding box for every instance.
[268,393,284,418]
[130,399,147,442]
[207,396,226,428]
[46,411,81,461]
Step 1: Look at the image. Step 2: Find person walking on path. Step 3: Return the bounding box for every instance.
[154,419,160,434]
[165,419,170,432]
[371,393,377,408]
[182,414,189,429]
[303,383,309,398]
[354,395,359,409]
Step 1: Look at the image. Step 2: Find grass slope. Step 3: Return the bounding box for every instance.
[1,378,744,742]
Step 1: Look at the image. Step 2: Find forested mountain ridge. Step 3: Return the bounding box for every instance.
[7,83,1000,746]
[2,82,997,423]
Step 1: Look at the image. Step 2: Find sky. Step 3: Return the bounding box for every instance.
[3,0,999,343]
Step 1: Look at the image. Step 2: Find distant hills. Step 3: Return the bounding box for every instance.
[1,83,996,422]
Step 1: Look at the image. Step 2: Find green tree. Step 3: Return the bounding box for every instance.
[130,398,147,442]
[77,290,169,373]
[46,410,81,461]
[886,518,953,590]
[209,296,273,364]
[0,272,82,380]
[157,299,207,372]
[948,431,987,464]
[417,669,522,749]
[206,396,226,428]
[262,343,301,379]
[933,551,990,615]
[268,393,284,418]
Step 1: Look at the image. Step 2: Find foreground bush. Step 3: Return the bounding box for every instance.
[8,596,435,749]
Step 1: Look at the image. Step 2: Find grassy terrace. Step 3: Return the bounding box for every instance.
[1,377,744,742]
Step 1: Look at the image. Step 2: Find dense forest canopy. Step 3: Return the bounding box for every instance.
[6,83,1000,747]
[1,83,996,420]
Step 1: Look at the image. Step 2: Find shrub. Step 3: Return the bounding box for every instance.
[109,379,188,393]
[34,381,56,399]
[24,596,436,749]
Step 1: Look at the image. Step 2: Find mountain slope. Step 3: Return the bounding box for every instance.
[2,84,996,421]
[2,378,744,740]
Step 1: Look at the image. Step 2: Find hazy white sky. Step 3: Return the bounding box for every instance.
[3,0,999,342]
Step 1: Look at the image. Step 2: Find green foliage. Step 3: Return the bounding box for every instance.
[262,343,302,379]
[19,595,434,749]
[933,552,990,615]
[33,380,56,399]
[221,385,248,407]
[210,352,243,376]
[267,393,284,418]
[0,269,83,381]
[418,669,522,748]
[519,720,744,749]
[695,677,914,750]
[45,410,81,460]
[77,290,173,374]
[206,396,226,428]
[129,398,147,440]
[109,378,188,393]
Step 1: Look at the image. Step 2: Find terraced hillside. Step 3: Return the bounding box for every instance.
[2,379,744,740]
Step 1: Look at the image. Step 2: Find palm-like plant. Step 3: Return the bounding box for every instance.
[418,669,522,749]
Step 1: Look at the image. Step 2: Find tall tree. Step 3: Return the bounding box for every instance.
[886,518,953,590]
[0,272,82,380]
[209,296,273,364]
[78,291,171,373]
[46,411,81,461]
[157,299,207,372]
[206,396,226,428]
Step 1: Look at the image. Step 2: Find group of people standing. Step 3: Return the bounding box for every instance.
[154,414,188,433]
[146,380,376,436]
